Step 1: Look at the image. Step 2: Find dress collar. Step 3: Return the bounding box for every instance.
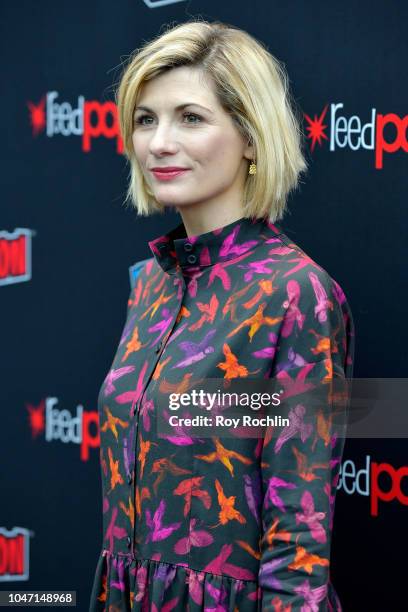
[148,215,283,275]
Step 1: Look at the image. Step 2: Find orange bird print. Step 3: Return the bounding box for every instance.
[227,302,282,342]
[194,437,253,476]
[288,543,329,575]
[189,294,219,331]
[289,446,329,481]
[107,447,124,493]
[217,343,249,379]
[122,326,149,362]
[173,476,211,516]
[265,517,291,549]
[100,405,129,441]
[150,456,192,494]
[210,478,246,527]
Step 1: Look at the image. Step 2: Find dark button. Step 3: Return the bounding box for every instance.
[184,242,193,252]
[187,254,197,264]
[127,472,132,484]
[126,536,131,547]
[155,340,163,353]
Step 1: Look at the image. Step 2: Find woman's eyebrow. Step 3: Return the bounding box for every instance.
[135,102,214,114]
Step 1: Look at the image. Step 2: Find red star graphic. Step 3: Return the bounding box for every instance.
[304,104,329,152]
[27,96,46,136]
[26,400,45,438]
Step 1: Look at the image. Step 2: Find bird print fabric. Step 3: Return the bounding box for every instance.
[89,215,355,611]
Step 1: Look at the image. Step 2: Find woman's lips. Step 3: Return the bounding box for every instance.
[151,169,190,181]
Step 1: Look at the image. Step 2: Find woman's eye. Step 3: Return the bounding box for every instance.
[134,112,202,126]
[135,115,153,125]
[183,112,202,123]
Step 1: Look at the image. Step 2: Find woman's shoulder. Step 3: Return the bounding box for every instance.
[269,229,350,305]
[128,256,155,290]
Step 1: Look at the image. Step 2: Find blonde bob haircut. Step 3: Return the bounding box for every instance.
[116,19,308,222]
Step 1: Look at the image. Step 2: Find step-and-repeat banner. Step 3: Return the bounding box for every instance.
[1,1,406,610]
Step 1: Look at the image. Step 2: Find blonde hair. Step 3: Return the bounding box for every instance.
[116,19,308,222]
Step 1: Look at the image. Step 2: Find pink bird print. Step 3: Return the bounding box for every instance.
[308,271,334,323]
[139,396,154,432]
[282,254,315,278]
[115,359,149,417]
[274,404,313,453]
[145,499,181,543]
[104,506,128,553]
[252,331,278,359]
[185,570,206,606]
[293,578,328,611]
[276,362,319,399]
[264,476,297,513]
[203,580,230,611]
[295,490,327,543]
[110,555,126,592]
[238,258,276,282]
[281,279,306,337]
[219,224,258,258]
[203,543,256,581]
[133,564,148,603]
[172,329,217,368]
[173,518,214,554]
[147,307,174,347]
[103,365,135,396]
[207,251,254,290]
[332,278,347,306]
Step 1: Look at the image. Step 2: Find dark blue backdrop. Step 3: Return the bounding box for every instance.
[1,1,407,610]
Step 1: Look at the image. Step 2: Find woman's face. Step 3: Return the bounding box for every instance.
[132,65,253,211]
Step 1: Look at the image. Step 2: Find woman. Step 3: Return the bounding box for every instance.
[89,19,355,611]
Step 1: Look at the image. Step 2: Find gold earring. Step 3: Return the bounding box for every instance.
[248,160,257,175]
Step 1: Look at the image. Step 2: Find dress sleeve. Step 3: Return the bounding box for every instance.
[258,269,355,610]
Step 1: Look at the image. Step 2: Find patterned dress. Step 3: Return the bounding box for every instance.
[89,215,355,611]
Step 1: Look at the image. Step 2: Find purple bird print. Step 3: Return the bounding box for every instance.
[173,518,214,554]
[145,499,181,543]
[258,556,288,591]
[243,472,262,525]
[293,578,328,612]
[119,312,138,346]
[295,490,327,543]
[147,307,174,347]
[123,425,135,476]
[172,329,217,368]
[309,271,334,323]
[274,404,313,453]
[103,365,135,396]
[264,476,297,513]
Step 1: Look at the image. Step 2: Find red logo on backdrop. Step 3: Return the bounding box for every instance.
[26,397,100,462]
[0,527,33,581]
[338,454,408,516]
[304,103,408,168]
[27,91,123,153]
[0,229,33,287]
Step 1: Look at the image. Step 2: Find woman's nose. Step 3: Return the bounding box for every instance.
[148,122,179,156]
